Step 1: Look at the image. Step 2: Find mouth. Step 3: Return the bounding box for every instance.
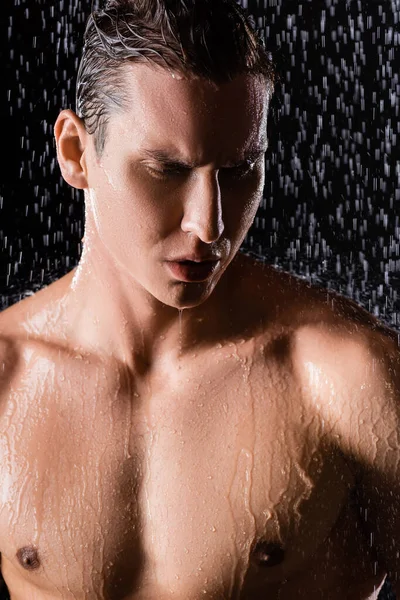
[170,255,222,263]
[166,260,220,282]
[178,260,215,265]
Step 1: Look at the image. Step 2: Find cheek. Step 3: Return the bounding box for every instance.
[95,163,161,221]
[223,174,264,228]
[127,177,181,235]
[243,170,265,215]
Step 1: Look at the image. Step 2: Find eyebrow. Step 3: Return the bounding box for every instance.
[140,144,268,169]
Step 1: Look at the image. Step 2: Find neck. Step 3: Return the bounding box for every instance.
[61,238,241,375]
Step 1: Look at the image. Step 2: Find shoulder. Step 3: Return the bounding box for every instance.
[291,283,399,384]
[0,269,77,354]
[239,253,397,369]
[241,255,398,389]
[0,299,36,388]
[0,324,22,420]
[0,282,70,398]
[287,284,400,471]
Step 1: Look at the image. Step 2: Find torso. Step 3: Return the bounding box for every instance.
[0,254,388,599]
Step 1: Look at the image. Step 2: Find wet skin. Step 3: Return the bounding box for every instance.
[0,255,394,599]
[0,66,398,598]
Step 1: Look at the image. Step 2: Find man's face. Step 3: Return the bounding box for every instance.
[83,65,270,309]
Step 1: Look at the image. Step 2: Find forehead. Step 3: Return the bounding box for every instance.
[108,64,270,161]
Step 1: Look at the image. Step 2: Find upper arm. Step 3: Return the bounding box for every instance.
[297,321,400,594]
[345,336,400,594]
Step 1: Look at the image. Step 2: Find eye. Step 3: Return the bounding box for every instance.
[145,165,188,179]
[221,161,257,179]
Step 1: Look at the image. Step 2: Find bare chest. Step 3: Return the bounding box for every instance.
[0,343,367,599]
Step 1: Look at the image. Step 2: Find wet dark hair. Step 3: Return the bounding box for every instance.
[76,0,276,156]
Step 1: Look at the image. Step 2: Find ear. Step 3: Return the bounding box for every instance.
[54,109,90,190]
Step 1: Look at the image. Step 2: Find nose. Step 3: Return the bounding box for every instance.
[180,171,225,243]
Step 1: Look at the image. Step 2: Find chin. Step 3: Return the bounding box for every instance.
[175,284,219,311]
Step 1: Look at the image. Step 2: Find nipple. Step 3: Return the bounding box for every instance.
[16,546,41,571]
[251,541,285,568]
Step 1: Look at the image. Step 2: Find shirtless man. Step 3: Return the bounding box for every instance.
[0,0,399,598]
